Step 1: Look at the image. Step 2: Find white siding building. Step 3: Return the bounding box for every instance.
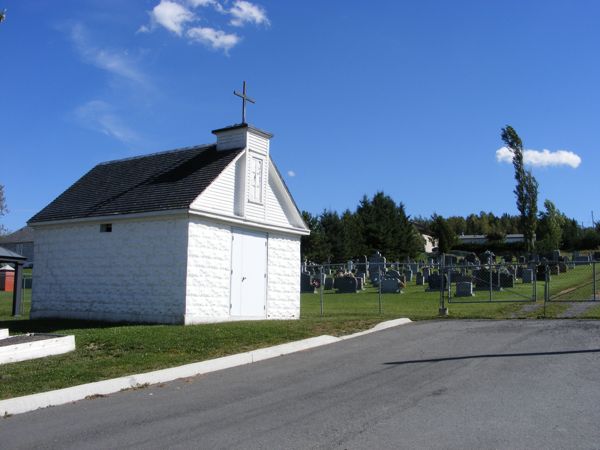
[29,124,309,324]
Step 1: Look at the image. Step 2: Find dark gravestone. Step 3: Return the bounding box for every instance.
[356,277,364,290]
[404,270,413,282]
[522,269,534,284]
[455,282,474,297]
[387,270,401,280]
[594,252,600,262]
[336,276,358,293]
[381,278,401,293]
[558,262,568,273]
[427,273,448,291]
[499,273,514,288]
[300,273,314,293]
[537,266,548,282]
[324,277,334,290]
[422,267,431,282]
[416,272,424,286]
[550,265,560,276]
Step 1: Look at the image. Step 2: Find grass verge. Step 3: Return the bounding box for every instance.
[0,265,598,400]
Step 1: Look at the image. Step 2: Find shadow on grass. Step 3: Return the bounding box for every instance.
[384,348,600,365]
[0,318,164,334]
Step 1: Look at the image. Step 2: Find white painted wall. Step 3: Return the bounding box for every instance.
[184,217,232,324]
[266,172,293,228]
[267,233,301,319]
[31,217,189,324]
[190,155,242,217]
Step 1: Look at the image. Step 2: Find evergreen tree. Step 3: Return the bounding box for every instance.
[430,214,457,253]
[300,211,327,262]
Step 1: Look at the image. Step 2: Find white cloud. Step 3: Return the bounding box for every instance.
[187,0,218,7]
[496,146,582,169]
[139,0,267,53]
[187,26,240,52]
[151,0,195,35]
[70,23,148,87]
[75,101,139,144]
[229,1,269,27]
[287,170,296,177]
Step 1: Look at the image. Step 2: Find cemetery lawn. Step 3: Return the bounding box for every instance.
[0,265,599,400]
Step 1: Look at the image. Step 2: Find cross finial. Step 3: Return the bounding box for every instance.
[233,81,255,124]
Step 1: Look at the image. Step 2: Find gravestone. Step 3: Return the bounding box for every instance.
[356,271,367,283]
[356,277,364,290]
[381,278,401,293]
[300,273,314,293]
[370,273,381,287]
[574,255,592,266]
[324,277,334,290]
[455,282,474,297]
[336,276,358,293]
[427,273,448,291]
[594,251,600,262]
[559,262,568,273]
[499,272,514,288]
[416,272,424,286]
[368,252,386,276]
[387,270,401,280]
[422,267,431,282]
[522,268,534,284]
[537,266,548,282]
[550,265,560,276]
[347,260,354,272]
[404,269,413,282]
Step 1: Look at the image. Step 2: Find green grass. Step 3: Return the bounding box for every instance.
[0,265,597,400]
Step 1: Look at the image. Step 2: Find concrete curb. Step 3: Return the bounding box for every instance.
[0,318,411,417]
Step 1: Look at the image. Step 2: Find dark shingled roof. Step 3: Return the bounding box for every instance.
[29,144,243,224]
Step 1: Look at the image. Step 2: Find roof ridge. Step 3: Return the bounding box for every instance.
[97,143,214,166]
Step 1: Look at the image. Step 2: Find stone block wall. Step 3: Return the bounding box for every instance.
[266,233,300,319]
[184,218,233,324]
[31,217,189,323]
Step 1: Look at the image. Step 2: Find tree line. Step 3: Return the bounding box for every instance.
[301,126,599,261]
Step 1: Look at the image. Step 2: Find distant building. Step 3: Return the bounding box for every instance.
[0,226,34,264]
[457,234,532,245]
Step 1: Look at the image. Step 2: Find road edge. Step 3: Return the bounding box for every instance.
[0,318,411,417]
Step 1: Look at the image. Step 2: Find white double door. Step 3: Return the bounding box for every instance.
[230,228,267,318]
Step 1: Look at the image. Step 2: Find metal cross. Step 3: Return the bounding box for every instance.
[233,81,255,124]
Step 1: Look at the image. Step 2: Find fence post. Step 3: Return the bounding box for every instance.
[378,265,382,315]
[319,265,324,316]
[439,256,448,316]
[593,262,597,302]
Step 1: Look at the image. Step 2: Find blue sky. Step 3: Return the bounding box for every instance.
[1,0,598,232]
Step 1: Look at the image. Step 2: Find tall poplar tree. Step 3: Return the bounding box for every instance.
[501,126,538,251]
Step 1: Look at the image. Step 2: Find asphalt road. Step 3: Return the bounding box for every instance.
[3,320,600,449]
